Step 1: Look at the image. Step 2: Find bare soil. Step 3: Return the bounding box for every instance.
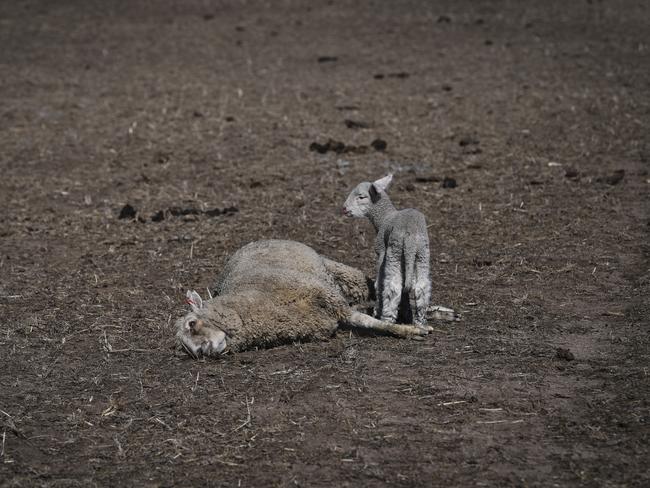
[1,1,648,486]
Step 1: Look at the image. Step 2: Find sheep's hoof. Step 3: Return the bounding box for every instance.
[427,305,461,322]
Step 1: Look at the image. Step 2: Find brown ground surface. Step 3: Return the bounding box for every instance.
[1,0,649,486]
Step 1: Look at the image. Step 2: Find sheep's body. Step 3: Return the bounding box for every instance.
[176,240,428,357]
[343,175,431,326]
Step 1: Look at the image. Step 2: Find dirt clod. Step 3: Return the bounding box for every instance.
[556,347,576,361]
[442,177,457,188]
[118,204,137,220]
[370,138,387,151]
[344,119,369,129]
[597,169,625,185]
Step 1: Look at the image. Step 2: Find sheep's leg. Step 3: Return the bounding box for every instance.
[374,249,386,319]
[380,249,402,323]
[413,249,432,327]
[346,311,428,338]
[427,305,462,322]
[321,257,374,304]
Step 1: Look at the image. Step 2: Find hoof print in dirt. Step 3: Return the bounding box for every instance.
[597,169,625,186]
[442,177,457,189]
[555,347,575,361]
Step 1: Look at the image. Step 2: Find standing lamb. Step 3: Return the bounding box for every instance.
[343,174,431,327]
[175,240,429,358]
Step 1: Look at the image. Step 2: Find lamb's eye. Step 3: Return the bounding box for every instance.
[358,195,368,200]
[188,320,197,329]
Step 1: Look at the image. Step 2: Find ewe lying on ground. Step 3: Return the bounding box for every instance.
[175,240,433,357]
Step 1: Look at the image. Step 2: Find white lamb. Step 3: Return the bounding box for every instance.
[343,174,433,327]
[175,240,431,357]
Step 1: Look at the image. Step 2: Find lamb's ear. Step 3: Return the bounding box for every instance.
[186,290,203,313]
[372,174,393,193]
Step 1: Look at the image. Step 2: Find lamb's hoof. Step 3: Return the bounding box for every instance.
[427,305,461,322]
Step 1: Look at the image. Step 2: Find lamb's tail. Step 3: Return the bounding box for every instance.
[402,242,417,293]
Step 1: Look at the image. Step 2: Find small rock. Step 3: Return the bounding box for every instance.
[404,183,416,192]
[555,347,575,361]
[225,116,235,122]
[442,84,453,91]
[118,204,137,220]
[373,74,385,80]
[317,56,338,63]
[151,210,165,222]
[437,15,452,23]
[387,72,410,79]
[565,168,579,178]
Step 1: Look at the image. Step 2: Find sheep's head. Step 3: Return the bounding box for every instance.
[175,290,237,358]
[342,174,393,217]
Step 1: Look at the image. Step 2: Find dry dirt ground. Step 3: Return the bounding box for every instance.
[1,0,649,486]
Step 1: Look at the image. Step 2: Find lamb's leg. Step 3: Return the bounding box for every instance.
[374,249,385,319]
[413,249,432,327]
[380,249,402,323]
[346,311,428,338]
[321,257,374,304]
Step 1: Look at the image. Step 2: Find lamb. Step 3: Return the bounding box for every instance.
[175,239,431,357]
[343,174,432,327]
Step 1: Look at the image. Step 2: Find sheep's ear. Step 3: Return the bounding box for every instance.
[372,174,393,193]
[186,290,203,313]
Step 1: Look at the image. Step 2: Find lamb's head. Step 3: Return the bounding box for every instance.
[175,290,239,358]
[342,174,393,217]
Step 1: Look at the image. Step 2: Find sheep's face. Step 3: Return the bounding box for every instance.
[342,174,393,218]
[175,290,232,358]
[176,311,228,358]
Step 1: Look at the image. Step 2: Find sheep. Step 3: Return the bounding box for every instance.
[342,174,433,327]
[175,239,431,357]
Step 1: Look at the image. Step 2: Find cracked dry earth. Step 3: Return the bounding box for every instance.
[0,0,648,487]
